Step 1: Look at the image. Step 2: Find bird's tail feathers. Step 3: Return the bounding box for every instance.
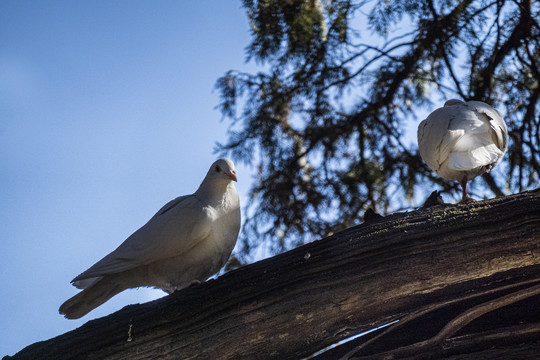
[72,276,102,290]
[449,144,503,171]
[59,277,126,319]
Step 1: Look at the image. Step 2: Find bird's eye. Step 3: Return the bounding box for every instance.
[215,165,221,173]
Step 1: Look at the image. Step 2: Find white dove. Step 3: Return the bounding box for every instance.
[417,100,508,203]
[59,158,241,319]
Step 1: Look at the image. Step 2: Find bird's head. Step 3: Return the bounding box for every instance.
[195,158,239,205]
[444,99,464,107]
[209,158,238,182]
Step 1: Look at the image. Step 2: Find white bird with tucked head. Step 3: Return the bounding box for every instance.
[417,100,508,203]
[60,158,241,319]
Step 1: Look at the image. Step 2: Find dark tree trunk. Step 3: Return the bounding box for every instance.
[4,189,540,360]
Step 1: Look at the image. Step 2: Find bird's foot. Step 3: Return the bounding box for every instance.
[460,180,476,204]
[162,280,201,294]
[163,283,179,294]
[459,196,476,204]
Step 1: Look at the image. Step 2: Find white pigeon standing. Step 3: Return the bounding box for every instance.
[417,100,508,203]
[59,158,241,319]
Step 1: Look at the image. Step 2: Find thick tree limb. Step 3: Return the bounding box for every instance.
[4,189,540,360]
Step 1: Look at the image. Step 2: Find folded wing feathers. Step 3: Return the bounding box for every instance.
[449,144,503,170]
[469,101,508,152]
[418,107,463,172]
[446,102,506,171]
[418,100,508,175]
[71,194,208,283]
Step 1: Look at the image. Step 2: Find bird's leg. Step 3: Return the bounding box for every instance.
[162,280,201,294]
[459,179,476,203]
[163,283,178,294]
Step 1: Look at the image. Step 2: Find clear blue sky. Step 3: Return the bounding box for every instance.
[0,1,255,356]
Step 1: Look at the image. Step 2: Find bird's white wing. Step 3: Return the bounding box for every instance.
[446,102,507,170]
[72,194,213,282]
[449,143,503,170]
[468,101,508,152]
[418,107,463,172]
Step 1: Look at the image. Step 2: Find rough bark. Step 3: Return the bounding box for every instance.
[4,189,540,360]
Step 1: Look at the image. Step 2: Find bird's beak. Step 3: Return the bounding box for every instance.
[227,170,238,182]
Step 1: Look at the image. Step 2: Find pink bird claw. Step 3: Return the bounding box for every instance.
[459,196,476,204]
[163,284,178,294]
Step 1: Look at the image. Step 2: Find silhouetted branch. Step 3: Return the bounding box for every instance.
[4,189,540,360]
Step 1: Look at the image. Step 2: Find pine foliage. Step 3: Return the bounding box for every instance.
[215,0,540,258]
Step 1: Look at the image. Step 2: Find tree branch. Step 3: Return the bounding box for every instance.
[5,189,540,360]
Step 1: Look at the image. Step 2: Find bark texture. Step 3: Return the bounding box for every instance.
[4,189,540,360]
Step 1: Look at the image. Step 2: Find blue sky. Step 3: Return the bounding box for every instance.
[0,1,256,355]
